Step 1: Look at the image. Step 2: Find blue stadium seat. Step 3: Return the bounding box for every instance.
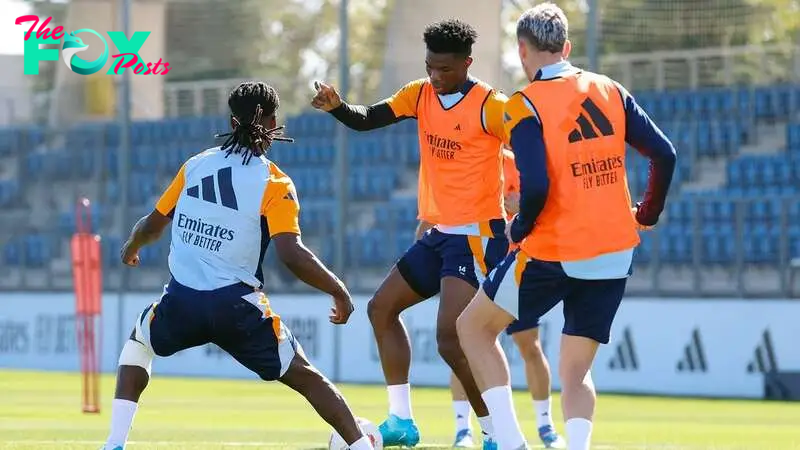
[75,148,96,178]
[138,240,168,267]
[788,124,800,151]
[394,232,415,262]
[24,126,44,150]
[660,226,691,264]
[748,199,769,225]
[718,200,734,223]
[666,200,690,228]
[788,200,800,225]
[102,236,123,267]
[700,199,720,224]
[0,128,17,156]
[25,152,46,178]
[635,233,652,264]
[104,147,119,177]
[23,234,53,268]
[129,172,159,206]
[58,203,103,235]
[3,239,21,266]
[791,235,800,260]
[755,87,773,119]
[742,158,758,188]
[0,180,19,207]
[300,200,335,234]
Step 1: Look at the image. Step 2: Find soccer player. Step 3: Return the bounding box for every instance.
[456,4,676,450]
[311,20,508,449]
[445,148,565,449]
[100,82,373,450]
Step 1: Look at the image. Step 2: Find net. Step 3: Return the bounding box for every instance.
[594,0,797,90]
[501,0,800,91]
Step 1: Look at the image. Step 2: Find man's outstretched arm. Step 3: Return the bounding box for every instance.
[311,79,424,131]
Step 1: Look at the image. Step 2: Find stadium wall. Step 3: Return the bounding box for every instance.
[1,293,798,400]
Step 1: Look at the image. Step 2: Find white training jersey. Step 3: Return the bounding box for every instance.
[155,147,301,291]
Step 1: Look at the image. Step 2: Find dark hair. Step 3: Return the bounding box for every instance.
[216,81,293,165]
[423,19,478,57]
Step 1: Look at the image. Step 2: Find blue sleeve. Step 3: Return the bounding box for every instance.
[616,82,677,226]
[508,116,549,244]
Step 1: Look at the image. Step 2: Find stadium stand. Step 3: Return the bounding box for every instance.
[1,84,798,296]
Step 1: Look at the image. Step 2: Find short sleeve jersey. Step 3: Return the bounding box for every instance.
[156,148,300,290]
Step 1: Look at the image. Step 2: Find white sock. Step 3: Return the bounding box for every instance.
[387,384,413,420]
[477,415,494,438]
[565,418,592,450]
[349,435,374,450]
[453,400,471,432]
[480,386,526,449]
[534,398,555,428]
[106,399,138,448]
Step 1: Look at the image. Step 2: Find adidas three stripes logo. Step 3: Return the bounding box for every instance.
[604,327,781,375]
[676,329,707,373]
[608,327,638,371]
[747,329,778,373]
[568,98,615,143]
[186,167,239,211]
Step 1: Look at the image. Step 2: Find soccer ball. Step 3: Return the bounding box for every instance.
[328,417,383,450]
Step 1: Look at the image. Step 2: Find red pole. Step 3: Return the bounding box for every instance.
[72,198,102,414]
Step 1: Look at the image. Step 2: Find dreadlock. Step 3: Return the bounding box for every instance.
[216,81,294,165]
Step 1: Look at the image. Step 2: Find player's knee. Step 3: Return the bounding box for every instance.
[516,335,545,363]
[118,338,154,376]
[436,327,463,363]
[367,294,397,325]
[283,358,338,398]
[455,303,472,332]
[559,357,593,390]
[455,311,474,345]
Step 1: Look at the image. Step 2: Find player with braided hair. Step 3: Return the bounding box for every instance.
[217,82,294,164]
[100,81,373,450]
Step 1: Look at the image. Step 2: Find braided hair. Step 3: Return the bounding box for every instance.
[216,81,294,165]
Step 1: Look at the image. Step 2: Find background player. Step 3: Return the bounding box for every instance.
[311,20,508,449]
[440,148,565,449]
[457,3,676,450]
[101,82,372,450]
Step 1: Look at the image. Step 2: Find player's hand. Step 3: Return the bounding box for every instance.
[415,220,434,240]
[504,192,520,216]
[310,81,342,112]
[120,240,140,266]
[329,285,354,325]
[632,205,655,231]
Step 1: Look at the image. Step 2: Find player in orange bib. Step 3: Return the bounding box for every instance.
[312,20,507,449]
[442,148,564,449]
[456,4,677,450]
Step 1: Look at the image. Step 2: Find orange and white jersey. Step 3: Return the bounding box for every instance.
[155,147,300,290]
[387,77,507,237]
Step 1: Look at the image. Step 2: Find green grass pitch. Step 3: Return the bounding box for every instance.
[1,370,798,449]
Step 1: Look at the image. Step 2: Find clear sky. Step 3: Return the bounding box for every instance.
[0,0,32,55]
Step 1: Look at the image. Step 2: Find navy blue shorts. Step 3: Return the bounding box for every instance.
[483,250,627,344]
[505,314,540,335]
[135,279,298,381]
[397,222,509,299]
